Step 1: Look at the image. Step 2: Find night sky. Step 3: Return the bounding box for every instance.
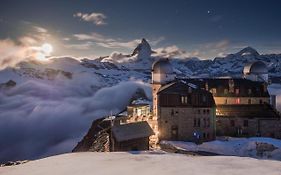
[0,0,281,59]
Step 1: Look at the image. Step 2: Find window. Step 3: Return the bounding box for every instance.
[248,99,252,104]
[207,118,210,127]
[206,109,210,114]
[171,109,174,116]
[203,109,206,114]
[248,89,252,95]
[235,98,240,104]
[259,99,263,104]
[224,99,228,104]
[203,118,206,127]
[198,109,201,114]
[235,88,240,95]
[181,96,188,104]
[230,120,235,127]
[203,133,206,138]
[194,118,201,127]
[197,118,201,127]
[211,88,217,94]
[224,89,228,94]
[202,96,206,102]
[243,120,248,127]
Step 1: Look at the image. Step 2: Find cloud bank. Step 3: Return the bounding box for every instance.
[0,78,151,163]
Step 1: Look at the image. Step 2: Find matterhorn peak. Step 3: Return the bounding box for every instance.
[131,38,152,58]
[236,46,260,57]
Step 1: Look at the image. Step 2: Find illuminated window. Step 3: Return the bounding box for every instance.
[211,88,217,94]
[235,88,240,95]
[181,96,188,104]
[224,89,228,94]
[235,98,240,104]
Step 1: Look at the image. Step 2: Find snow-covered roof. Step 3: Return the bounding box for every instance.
[112,121,154,142]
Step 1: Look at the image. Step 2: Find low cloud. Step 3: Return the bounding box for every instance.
[74,12,107,26]
[73,32,164,50]
[0,77,151,163]
[154,45,199,59]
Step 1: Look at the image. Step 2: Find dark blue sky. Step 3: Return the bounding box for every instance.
[0,0,281,59]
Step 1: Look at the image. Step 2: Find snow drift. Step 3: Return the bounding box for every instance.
[1,152,281,175]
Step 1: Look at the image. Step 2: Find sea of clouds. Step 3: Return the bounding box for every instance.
[0,75,151,163]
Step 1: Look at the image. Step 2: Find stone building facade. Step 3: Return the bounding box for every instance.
[151,59,216,143]
[156,81,216,142]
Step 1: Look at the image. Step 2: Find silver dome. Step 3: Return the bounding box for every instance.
[152,59,174,74]
[243,61,268,74]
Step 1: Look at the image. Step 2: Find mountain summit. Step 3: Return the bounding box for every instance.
[131,38,152,58]
[236,46,260,57]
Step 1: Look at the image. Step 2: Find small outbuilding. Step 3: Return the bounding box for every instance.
[112,121,154,151]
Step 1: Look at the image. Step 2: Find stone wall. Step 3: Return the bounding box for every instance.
[216,117,281,138]
[158,107,216,142]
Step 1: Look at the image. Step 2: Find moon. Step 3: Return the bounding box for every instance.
[41,43,53,55]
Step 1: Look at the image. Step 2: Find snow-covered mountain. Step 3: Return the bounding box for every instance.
[1,39,281,87]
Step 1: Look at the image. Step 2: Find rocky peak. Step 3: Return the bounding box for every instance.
[131,38,152,58]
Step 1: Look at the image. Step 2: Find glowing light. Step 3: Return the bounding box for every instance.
[41,43,53,55]
[36,52,46,60]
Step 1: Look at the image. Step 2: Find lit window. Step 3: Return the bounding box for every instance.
[212,88,217,94]
[181,96,188,104]
[235,89,240,95]
[224,89,228,94]
[235,98,240,104]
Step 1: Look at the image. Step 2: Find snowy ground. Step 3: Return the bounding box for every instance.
[1,152,281,175]
[162,137,281,161]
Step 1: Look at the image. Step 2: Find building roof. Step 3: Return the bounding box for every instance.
[180,78,269,97]
[152,59,174,74]
[216,104,281,119]
[127,103,150,108]
[112,121,154,142]
[157,80,216,107]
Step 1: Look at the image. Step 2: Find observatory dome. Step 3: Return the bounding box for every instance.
[243,61,268,75]
[152,59,174,74]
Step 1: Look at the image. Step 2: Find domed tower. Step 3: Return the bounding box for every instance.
[243,61,268,83]
[151,59,175,118]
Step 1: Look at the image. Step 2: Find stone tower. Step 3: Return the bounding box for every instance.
[151,59,175,118]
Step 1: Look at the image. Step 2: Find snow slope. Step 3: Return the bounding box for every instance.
[163,137,281,161]
[1,152,281,175]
